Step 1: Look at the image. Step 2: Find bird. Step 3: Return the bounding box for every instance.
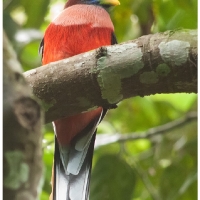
[39,0,120,199]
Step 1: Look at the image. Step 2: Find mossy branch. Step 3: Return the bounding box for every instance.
[24,29,197,124]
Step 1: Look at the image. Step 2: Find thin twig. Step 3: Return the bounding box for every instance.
[131,160,161,200]
[95,111,197,149]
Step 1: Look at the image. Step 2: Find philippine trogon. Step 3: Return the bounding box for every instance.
[39,0,120,199]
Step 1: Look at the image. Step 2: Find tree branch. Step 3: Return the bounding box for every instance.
[94,111,197,149]
[24,29,197,123]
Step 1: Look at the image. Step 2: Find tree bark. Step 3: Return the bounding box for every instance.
[24,29,197,124]
[3,31,43,200]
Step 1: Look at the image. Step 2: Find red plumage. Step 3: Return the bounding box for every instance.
[41,1,119,200]
[43,5,114,146]
[43,5,114,64]
[53,108,102,145]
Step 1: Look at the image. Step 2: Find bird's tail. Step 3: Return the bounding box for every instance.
[52,133,95,200]
[50,109,107,200]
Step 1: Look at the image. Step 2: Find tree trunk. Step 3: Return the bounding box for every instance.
[3,31,43,200]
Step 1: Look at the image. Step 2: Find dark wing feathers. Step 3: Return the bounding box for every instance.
[39,38,44,57]
[111,32,118,45]
[53,119,99,200]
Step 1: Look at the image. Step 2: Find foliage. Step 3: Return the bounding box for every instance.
[3,0,197,199]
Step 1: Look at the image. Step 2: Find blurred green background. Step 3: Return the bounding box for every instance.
[3,0,197,199]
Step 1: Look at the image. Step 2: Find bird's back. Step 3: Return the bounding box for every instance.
[42,5,114,65]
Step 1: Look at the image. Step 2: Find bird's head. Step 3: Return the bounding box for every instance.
[65,0,120,9]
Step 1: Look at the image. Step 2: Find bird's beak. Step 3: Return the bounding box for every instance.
[100,0,120,6]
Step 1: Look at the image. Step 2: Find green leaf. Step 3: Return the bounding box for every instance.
[20,41,42,71]
[20,0,50,28]
[152,0,197,32]
[90,154,136,200]
[40,190,50,200]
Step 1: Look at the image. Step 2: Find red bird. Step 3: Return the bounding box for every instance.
[40,0,120,199]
